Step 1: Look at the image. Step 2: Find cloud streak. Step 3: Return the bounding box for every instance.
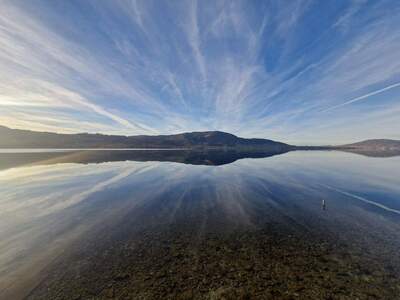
[0,0,398,143]
[321,81,400,113]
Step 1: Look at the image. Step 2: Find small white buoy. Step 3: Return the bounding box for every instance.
[322,199,326,210]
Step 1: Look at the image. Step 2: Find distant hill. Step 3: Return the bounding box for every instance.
[340,139,400,157]
[343,139,400,150]
[0,126,291,150]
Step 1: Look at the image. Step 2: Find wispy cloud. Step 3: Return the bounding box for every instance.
[333,0,367,31]
[0,0,398,143]
[321,81,400,113]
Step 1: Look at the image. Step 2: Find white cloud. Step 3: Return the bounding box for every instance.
[321,81,400,112]
[0,0,398,143]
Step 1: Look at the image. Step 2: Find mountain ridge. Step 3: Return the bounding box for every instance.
[0,126,290,150]
[343,139,400,149]
[0,125,399,151]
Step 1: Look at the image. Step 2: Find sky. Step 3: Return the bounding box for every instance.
[0,0,399,145]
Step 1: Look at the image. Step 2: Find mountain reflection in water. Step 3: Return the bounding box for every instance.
[0,149,291,171]
[0,150,399,299]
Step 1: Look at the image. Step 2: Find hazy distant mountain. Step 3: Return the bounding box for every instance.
[340,139,400,157]
[0,126,291,150]
[295,139,400,153]
[343,139,400,150]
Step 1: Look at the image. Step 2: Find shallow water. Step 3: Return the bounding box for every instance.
[0,150,399,299]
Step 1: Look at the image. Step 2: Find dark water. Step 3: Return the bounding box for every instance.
[0,150,400,299]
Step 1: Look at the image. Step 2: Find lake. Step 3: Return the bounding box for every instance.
[0,150,399,299]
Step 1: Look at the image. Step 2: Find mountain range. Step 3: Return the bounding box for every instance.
[0,125,399,153]
[0,126,290,150]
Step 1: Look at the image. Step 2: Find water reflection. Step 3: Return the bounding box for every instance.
[0,149,290,171]
[0,150,399,299]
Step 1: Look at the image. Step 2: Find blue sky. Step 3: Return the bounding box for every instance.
[0,0,399,144]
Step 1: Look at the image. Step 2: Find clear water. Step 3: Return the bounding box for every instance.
[1,150,399,299]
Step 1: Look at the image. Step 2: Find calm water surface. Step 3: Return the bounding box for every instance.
[0,150,399,299]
